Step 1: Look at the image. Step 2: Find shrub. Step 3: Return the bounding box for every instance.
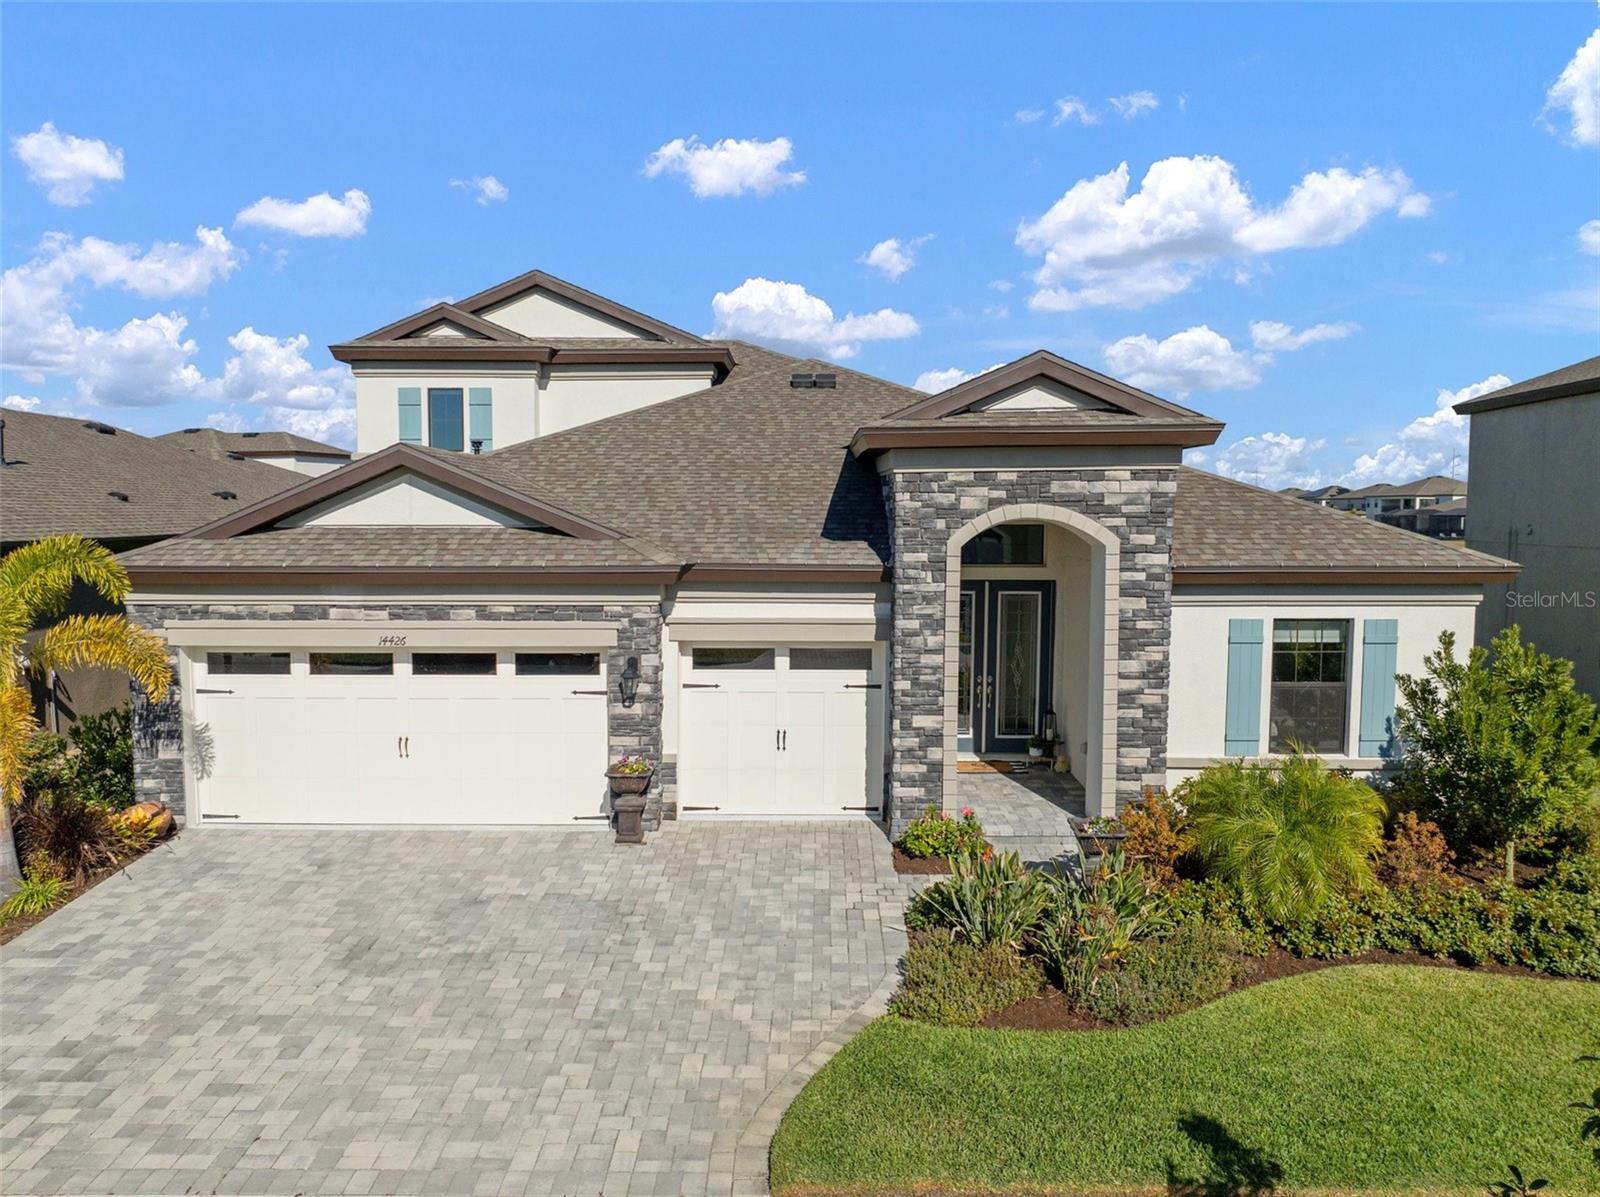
[888,930,1044,1026]
[897,805,987,860]
[1392,627,1600,879]
[12,792,150,883]
[905,848,1048,950]
[1085,919,1239,1025]
[1030,853,1167,1000]
[1158,878,1274,956]
[1119,790,1191,887]
[1377,812,1461,892]
[1182,750,1385,923]
[0,874,70,923]
[67,704,134,810]
[1505,856,1600,979]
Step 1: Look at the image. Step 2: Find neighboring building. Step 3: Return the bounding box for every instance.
[1376,496,1467,540]
[158,428,352,476]
[1326,475,1467,519]
[1456,354,1600,700]
[120,268,1519,835]
[1280,484,1350,506]
[0,409,300,728]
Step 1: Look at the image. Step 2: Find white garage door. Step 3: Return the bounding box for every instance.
[678,645,882,817]
[191,648,609,825]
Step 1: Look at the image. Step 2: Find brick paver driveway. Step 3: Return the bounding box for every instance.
[1,822,913,1197]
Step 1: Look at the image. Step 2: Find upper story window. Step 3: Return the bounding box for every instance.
[1269,619,1349,753]
[428,388,464,452]
[962,523,1044,566]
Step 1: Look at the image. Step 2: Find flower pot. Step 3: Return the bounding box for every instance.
[606,770,653,796]
[1027,747,1044,758]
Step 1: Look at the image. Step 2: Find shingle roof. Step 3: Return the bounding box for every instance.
[1336,475,1466,500]
[157,428,351,459]
[1,409,301,547]
[1454,355,1600,414]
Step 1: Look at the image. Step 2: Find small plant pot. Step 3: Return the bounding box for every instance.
[606,770,653,796]
[1027,747,1045,758]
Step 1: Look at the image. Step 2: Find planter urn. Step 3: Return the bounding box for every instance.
[607,769,654,844]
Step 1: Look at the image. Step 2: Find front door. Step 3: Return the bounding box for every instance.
[958,581,1054,755]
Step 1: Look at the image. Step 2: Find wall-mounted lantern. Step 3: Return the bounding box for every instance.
[618,656,641,708]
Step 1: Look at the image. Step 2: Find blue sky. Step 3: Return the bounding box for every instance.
[3,2,1596,488]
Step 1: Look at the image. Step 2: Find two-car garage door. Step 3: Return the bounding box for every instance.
[191,648,609,825]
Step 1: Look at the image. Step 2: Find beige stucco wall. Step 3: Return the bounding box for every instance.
[477,289,650,338]
[1466,390,1600,700]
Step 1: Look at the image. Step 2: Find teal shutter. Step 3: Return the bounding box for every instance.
[397,387,422,444]
[468,387,493,451]
[1224,619,1264,756]
[1358,619,1399,757]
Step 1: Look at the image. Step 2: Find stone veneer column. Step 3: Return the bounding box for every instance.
[127,601,668,827]
[883,467,1175,836]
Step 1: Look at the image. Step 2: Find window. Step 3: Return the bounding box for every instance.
[515,652,600,676]
[412,652,496,676]
[789,647,873,671]
[961,523,1044,566]
[207,651,289,675]
[310,652,393,675]
[1269,620,1349,753]
[428,388,464,452]
[691,646,774,670]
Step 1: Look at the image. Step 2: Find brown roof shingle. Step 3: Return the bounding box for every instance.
[157,428,351,459]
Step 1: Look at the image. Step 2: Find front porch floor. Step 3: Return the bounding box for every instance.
[954,766,1085,869]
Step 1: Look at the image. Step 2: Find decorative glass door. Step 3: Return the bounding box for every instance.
[959,581,1054,755]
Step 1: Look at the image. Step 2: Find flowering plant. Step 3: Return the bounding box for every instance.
[609,754,654,776]
[898,804,989,860]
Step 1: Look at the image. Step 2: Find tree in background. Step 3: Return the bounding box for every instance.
[1393,627,1600,881]
[0,536,171,890]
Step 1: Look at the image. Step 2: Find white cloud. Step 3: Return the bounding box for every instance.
[1544,23,1600,147]
[1017,156,1429,311]
[1427,250,1452,265]
[1580,219,1600,255]
[206,327,356,443]
[912,362,1006,393]
[708,277,918,359]
[860,235,933,281]
[1248,320,1358,352]
[235,188,371,237]
[988,279,1014,293]
[643,135,805,198]
[1338,373,1508,485]
[2,394,42,411]
[64,312,212,408]
[1108,90,1160,119]
[1051,97,1099,126]
[450,175,508,205]
[1102,325,1261,396]
[1014,107,1047,124]
[10,122,124,205]
[1214,431,1327,490]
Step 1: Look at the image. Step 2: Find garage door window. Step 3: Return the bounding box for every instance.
[692,647,774,669]
[413,652,497,676]
[310,652,393,675]
[790,647,874,671]
[515,652,600,675]
[206,651,290,675]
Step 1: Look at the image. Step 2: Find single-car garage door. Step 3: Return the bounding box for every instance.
[678,644,883,817]
[191,648,609,825]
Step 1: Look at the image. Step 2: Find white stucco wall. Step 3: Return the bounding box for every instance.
[477,289,650,338]
[1166,586,1482,786]
[280,473,532,528]
[539,366,717,436]
[252,454,347,477]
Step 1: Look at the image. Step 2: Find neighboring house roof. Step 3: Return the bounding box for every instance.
[1454,354,1600,415]
[116,339,1518,586]
[0,408,300,548]
[1301,484,1350,501]
[157,427,352,461]
[1336,475,1466,501]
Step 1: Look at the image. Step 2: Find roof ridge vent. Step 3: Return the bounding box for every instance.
[790,372,837,389]
[212,489,238,500]
[241,431,260,438]
[107,490,129,502]
[83,420,117,435]
[226,451,246,460]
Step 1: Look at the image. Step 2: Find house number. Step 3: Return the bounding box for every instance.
[378,635,407,646]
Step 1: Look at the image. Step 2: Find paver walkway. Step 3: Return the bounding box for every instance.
[1,822,915,1197]
[958,767,1086,867]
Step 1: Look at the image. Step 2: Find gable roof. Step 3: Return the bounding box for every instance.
[1337,475,1466,501]
[356,302,536,343]
[157,427,351,460]
[1453,354,1600,415]
[0,409,300,548]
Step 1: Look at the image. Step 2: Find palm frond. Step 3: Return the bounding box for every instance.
[0,683,40,807]
[0,536,131,629]
[30,615,171,703]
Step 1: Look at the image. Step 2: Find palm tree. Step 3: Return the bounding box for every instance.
[1,535,172,890]
[1183,748,1386,922]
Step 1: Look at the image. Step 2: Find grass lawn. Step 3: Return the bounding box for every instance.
[770,965,1600,1195]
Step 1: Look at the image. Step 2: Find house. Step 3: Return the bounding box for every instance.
[1326,475,1467,519]
[119,269,1519,835]
[1375,496,1467,540]
[1456,354,1600,700]
[157,428,352,476]
[0,409,301,728]
[1279,484,1350,506]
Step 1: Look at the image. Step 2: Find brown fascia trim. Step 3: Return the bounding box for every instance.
[679,563,891,583]
[1173,566,1521,586]
[883,351,1214,423]
[850,423,1224,455]
[1453,373,1600,415]
[353,303,529,344]
[182,444,626,541]
[452,269,708,344]
[230,449,351,461]
[124,566,682,587]
[327,344,735,372]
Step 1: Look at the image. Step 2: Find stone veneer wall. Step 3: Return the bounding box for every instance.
[127,600,669,828]
[883,467,1175,835]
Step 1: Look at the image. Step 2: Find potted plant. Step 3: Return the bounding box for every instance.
[1027,734,1048,759]
[606,753,655,794]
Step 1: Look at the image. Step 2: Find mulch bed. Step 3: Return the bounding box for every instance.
[0,838,171,948]
[980,948,1571,1033]
[892,847,954,875]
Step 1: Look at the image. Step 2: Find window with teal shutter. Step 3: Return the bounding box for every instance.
[1223,618,1264,755]
[397,387,422,444]
[1358,619,1399,757]
[468,387,493,452]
